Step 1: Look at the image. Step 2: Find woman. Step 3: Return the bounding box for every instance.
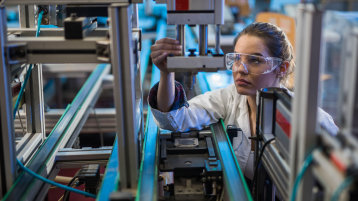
[148,22,336,180]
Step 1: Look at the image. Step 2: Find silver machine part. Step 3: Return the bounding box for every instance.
[109,3,139,189]
[18,5,35,28]
[0,6,17,196]
[340,25,358,141]
[174,138,199,148]
[177,24,185,55]
[215,24,221,54]
[2,0,144,199]
[289,4,323,201]
[165,0,225,73]
[199,25,208,56]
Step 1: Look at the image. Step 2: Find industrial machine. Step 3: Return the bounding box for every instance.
[1,0,358,201]
[0,0,143,200]
[0,0,254,200]
[252,6,358,201]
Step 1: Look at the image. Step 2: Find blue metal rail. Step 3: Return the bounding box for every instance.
[136,18,166,201]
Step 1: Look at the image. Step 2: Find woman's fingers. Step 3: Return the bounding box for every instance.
[151,49,182,59]
[151,43,182,52]
[156,37,179,45]
[150,38,183,72]
[153,52,168,65]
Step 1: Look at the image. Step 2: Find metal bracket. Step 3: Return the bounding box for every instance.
[132,28,141,51]
[96,41,110,62]
[6,43,27,65]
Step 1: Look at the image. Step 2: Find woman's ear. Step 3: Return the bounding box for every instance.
[277,61,289,78]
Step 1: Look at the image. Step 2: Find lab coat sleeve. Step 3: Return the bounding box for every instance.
[283,86,339,135]
[318,107,339,135]
[148,81,230,132]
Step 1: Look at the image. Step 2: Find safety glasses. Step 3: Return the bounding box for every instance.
[225,53,282,75]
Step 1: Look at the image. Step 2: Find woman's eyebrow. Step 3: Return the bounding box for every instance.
[250,53,264,57]
[233,51,264,57]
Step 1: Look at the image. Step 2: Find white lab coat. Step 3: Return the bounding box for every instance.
[150,83,338,180]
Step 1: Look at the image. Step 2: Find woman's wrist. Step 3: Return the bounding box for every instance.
[160,71,174,80]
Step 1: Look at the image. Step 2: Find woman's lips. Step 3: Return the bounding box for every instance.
[236,78,251,86]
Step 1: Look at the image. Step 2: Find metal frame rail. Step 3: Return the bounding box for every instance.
[3,0,143,5]
[109,3,139,189]
[210,121,253,201]
[96,139,120,201]
[3,64,110,201]
[0,1,142,199]
[0,6,16,196]
[135,102,159,201]
[289,4,322,201]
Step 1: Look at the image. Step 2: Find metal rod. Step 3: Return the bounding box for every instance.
[8,37,108,64]
[199,25,208,56]
[289,4,322,201]
[215,24,221,54]
[109,3,139,190]
[24,64,45,140]
[177,24,185,55]
[0,6,16,197]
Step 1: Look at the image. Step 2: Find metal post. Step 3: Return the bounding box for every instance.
[19,5,28,28]
[109,3,139,190]
[0,6,16,197]
[132,3,139,29]
[132,2,144,171]
[199,25,208,56]
[25,64,46,140]
[215,24,221,54]
[177,24,185,55]
[18,5,35,28]
[289,4,322,201]
[340,29,358,138]
[49,5,57,25]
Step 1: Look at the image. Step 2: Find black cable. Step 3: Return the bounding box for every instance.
[251,137,276,194]
[63,172,80,201]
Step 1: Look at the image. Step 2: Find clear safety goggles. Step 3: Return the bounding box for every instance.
[225,53,282,75]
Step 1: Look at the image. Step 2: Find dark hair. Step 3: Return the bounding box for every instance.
[234,22,295,85]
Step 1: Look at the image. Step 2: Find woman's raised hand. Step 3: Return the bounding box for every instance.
[150,37,182,73]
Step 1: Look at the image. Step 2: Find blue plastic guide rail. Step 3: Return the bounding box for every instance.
[140,39,152,83]
[135,19,166,201]
[210,122,253,201]
[96,139,119,201]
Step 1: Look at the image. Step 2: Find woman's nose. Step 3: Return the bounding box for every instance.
[236,61,249,74]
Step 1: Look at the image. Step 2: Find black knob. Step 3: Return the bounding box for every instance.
[188,48,196,56]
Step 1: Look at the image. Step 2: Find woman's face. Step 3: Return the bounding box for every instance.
[233,34,281,96]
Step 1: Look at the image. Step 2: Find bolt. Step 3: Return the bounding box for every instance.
[70,13,77,19]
